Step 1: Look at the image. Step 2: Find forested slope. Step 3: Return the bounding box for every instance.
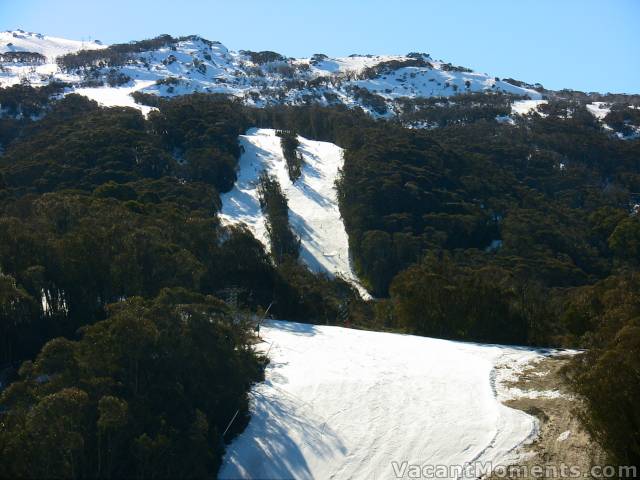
[0,86,638,472]
[0,91,362,478]
[250,97,640,466]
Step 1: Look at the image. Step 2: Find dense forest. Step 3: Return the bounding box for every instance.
[257,171,301,263]
[0,88,361,478]
[0,85,639,473]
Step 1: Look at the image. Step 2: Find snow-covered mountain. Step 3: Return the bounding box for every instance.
[0,30,105,86]
[0,30,542,117]
[0,31,545,296]
[0,29,105,60]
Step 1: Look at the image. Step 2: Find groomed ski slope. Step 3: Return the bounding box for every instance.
[219,321,541,480]
[219,128,370,298]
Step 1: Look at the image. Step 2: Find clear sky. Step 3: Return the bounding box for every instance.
[1,0,638,93]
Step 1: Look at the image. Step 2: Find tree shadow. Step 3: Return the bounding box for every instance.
[262,320,320,337]
[219,381,346,479]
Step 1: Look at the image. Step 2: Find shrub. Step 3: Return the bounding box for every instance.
[257,172,300,263]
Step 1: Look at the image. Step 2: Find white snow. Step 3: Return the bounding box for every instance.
[511,99,547,116]
[0,30,105,88]
[0,30,105,60]
[586,102,611,120]
[305,54,401,76]
[493,349,578,402]
[354,65,541,105]
[74,80,157,116]
[219,320,544,480]
[495,114,515,125]
[1,31,542,116]
[219,128,369,298]
[556,430,571,442]
[502,388,568,400]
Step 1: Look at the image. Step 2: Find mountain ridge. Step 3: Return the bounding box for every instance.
[0,30,545,116]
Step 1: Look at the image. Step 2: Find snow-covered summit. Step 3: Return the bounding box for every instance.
[0,31,542,116]
[0,29,105,60]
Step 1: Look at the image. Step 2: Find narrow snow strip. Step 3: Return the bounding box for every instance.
[219,128,370,298]
[502,388,569,400]
[493,349,579,402]
[219,320,542,480]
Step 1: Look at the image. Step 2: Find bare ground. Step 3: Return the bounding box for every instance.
[489,354,607,479]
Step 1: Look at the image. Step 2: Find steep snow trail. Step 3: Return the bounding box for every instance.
[219,128,369,298]
[219,321,541,480]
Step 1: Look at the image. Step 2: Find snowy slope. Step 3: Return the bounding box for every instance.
[0,30,105,59]
[219,128,369,298]
[219,320,543,480]
[511,99,548,115]
[1,31,542,116]
[586,102,611,120]
[74,79,157,117]
[0,30,105,88]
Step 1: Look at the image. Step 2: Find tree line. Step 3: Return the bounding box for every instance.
[276,130,304,182]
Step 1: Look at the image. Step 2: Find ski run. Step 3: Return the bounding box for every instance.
[219,128,370,298]
[217,129,559,479]
[219,320,555,480]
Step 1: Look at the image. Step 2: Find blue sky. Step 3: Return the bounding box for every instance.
[1,0,638,93]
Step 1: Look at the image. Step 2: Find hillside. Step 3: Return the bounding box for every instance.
[2,30,638,140]
[0,29,639,479]
[0,30,541,117]
[0,29,105,60]
[219,128,369,298]
[220,320,553,479]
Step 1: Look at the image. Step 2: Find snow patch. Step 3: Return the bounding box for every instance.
[494,349,579,402]
[586,102,611,120]
[495,114,515,125]
[503,388,569,401]
[0,30,105,60]
[0,30,106,88]
[511,99,547,116]
[486,239,503,252]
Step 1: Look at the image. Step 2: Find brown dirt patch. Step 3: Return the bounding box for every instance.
[489,354,607,479]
